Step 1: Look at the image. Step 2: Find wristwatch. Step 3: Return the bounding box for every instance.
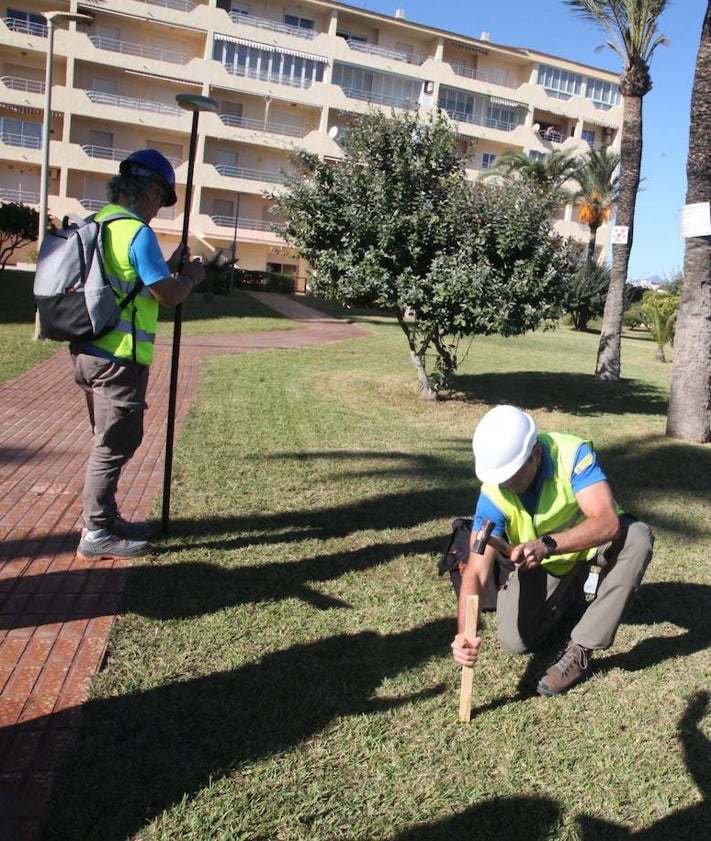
[541,534,558,557]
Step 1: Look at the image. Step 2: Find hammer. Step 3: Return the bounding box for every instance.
[473,519,513,557]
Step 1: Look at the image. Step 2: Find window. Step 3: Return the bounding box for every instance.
[214,40,326,87]
[230,2,251,15]
[486,106,517,130]
[284,14,314,31]
[6,9,46,36]
[585,77,620,109]
[529,150,545,162]
[0,117,42,148]
[482,152,497,170]
[337,30,367,43]
[581,129,595,147]
[536,64,582,100]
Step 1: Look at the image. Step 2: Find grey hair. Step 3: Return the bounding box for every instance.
[107,173,159,206]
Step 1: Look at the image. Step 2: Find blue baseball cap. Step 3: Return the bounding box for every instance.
[119,149,177,207]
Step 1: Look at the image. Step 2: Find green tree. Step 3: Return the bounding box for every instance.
[564,261,610,331]
[0,202,39,270]
[572,146,620,264]
[488,148,581,203]
[565,0,670,381]
[273,109,573,399]
[640,289,678,362]
[667,2,711,441]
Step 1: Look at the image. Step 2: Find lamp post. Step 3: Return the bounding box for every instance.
[228,192,241,293]
[38,10,93,247]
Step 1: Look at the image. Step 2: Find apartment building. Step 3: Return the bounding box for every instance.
[0,0,623,282]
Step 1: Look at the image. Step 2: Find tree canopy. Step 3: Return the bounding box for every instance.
[0,202,39,270]
[272,109,574,398]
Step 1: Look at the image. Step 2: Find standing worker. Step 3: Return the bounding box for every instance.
[72,149,204,562]
[451,405,653,696]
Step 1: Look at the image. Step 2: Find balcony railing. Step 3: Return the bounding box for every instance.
[3,16,47,37]
[214,164,287,184]
[81,144,182,168]
[222,63,314,90]
[450,63,518,90]
[445,109,519,133]
[347,39,428,66]
[0,186,40,204]
[144,0,196,11]
[211,215,284,233]
[86,90,183,117]
[1,76,44,94]
[82,198,176,219]
[88,35,188,65]
[0,131,42,149]
[339,87,416,109]
[219,113,308,138]
[228,12,316,40]
[539,128,567,144]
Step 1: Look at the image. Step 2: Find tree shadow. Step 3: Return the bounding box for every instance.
[390,796,562,840]
[450,371,667,417]
[576,691,710,839]
[39,620,451,840]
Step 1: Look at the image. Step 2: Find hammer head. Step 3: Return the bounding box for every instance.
[473,519,495,555]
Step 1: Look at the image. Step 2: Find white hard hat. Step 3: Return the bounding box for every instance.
[472,405,538,484]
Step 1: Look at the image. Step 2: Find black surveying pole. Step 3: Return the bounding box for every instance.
[161,93,219,532]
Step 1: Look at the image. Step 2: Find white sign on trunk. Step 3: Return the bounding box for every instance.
[611,225,629,245]
[680,202,711,238]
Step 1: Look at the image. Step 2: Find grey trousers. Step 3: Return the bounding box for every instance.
[496,517,654,653]
[71,350,149,531]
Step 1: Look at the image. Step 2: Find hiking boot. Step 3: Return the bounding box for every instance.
[76,528,151,562]
[537,642,591,697]
[110,514,153,540]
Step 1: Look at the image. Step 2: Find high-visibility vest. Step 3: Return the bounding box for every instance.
[88,204,160,366]
[481,432,618,576]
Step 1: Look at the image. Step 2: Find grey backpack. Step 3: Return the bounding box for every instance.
[33,211,144,342]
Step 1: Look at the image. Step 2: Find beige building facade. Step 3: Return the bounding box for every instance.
[0,0,623,282]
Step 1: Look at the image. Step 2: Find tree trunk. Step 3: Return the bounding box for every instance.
[595,94,643,381]
[396,315,437,400]
[667,2,711,442]
[586,223,599,265]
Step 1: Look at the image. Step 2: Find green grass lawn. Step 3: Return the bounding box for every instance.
[17,291,710,840]
[0,270,294,385]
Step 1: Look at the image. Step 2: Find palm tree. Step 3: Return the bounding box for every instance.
[666,2,711,442]
[487,148,581,204]
[565,0,669,381]
[572,147,620,264]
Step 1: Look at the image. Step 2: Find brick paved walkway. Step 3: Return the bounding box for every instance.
[0,293,369,841]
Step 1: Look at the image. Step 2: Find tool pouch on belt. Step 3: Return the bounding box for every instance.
[437,518,499,609]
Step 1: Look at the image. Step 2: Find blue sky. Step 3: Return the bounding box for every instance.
[359,0,704,281]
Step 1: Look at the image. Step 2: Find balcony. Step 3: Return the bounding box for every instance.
[1,76,44,94]
[219,113,309,139]
[85,90,182,118]
[144,0,196,11]
[0,131,42,149]
[228,12,316,40]
[81,198,176,219]
[339,87,417,109]
[445,109,519,133]
[450,64,518,90]
[346,40,429,66]
[2,16,47,37]
[0,186,39,204]
[221,62,316,90]
[88,35,189,65]
[211,215,284,234]
[538,127,567,144]
[214,164,287,185]
[81,144,182,168]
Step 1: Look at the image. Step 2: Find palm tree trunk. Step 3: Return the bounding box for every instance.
[666,2,711,442]
[595,94,643,381]
[586,223,599,264]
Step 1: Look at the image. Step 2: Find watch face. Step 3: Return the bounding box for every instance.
[542,535,557,554]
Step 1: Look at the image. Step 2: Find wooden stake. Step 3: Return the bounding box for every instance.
[458,594,479,723]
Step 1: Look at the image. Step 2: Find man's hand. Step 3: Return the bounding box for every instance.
[451,632,483,667]
[510,538,548,571]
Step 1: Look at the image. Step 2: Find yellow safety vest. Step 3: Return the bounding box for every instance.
[481,433,617,576]
[88,204,160,366]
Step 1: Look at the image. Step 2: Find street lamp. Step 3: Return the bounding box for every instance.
[38,10,93,247]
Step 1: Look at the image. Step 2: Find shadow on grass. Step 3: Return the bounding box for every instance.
[449,371,667,417]
[39,620,451,841]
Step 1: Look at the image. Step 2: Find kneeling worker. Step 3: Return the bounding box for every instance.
[451,405,653,696]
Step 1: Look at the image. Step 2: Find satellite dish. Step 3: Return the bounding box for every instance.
[328,126,340,139]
